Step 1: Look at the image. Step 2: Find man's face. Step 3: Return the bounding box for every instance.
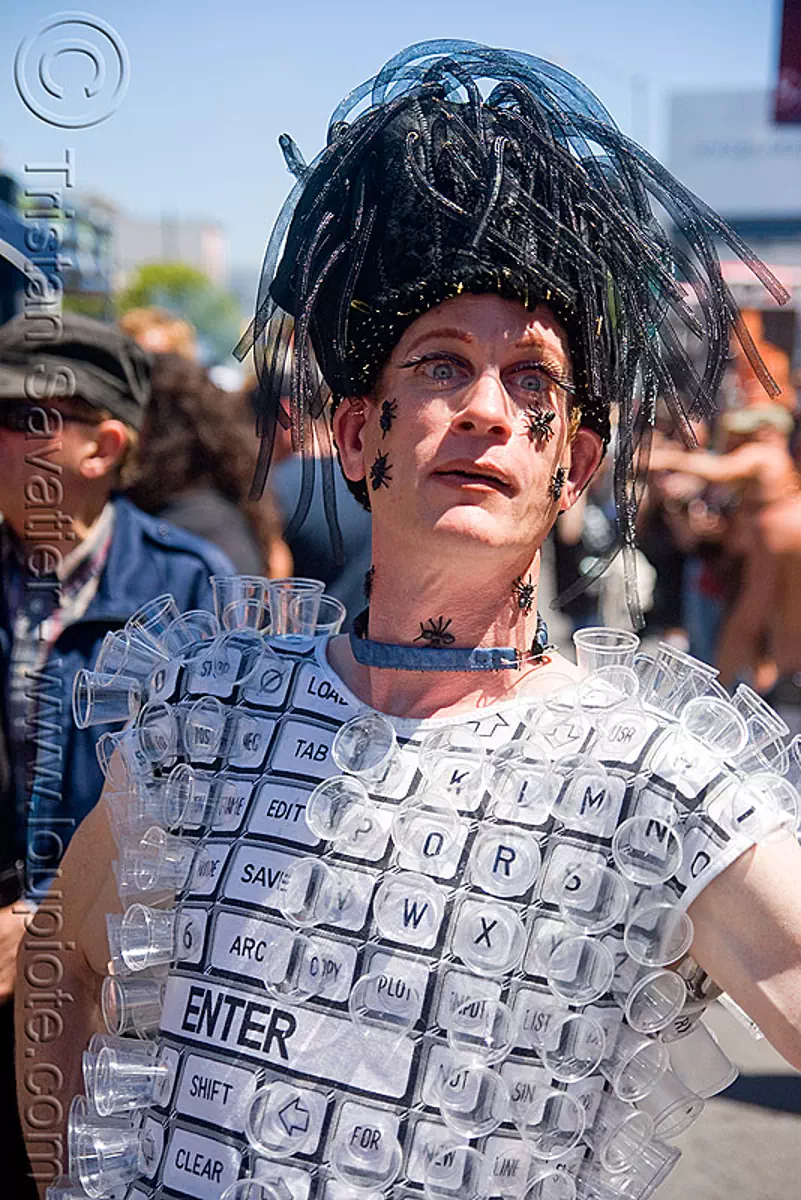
[339,293,581,561]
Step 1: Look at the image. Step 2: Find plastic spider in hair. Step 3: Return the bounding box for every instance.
[380,399,398,437]
[414,616,456,648]
[512,575,536,614]
[549,466,567,501]
[370,450,393,490]
[524,405,556,444]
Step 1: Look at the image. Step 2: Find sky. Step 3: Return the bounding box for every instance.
[0,0,784,284]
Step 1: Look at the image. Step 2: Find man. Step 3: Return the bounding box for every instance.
[0,314,235,1193]
[18,43,801,1200]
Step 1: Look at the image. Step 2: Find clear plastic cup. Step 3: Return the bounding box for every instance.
[126,593,181,652]
[424,1145,493,1200]
[638,643,717,719]
[47,1175,124,1200]
[665,1019,738,1098]
[348,967,422,1036]
[720,770,799,842]
[67,1095,136,1180]
[487,740,553,824]
[93,1043,170,1116]
[128,825,202,893]
[599,1024,669,1101]
[315,594,348,636]
[545,934,615,1005]
[73,671,142,729]
[277,857,341,928]
[556,861,630,935]
[573,628,640,673]
[135,700,178,765]
[600,1136,681,1200]
[332,711,399,782]
[578,666,641,717]
[514,1086,586,1160]
[447,998,518,1064]
[731,683,790,758]
[306,775,370,842]
[536,1010,606,1083]
[680,697,748,760]
[161,609,220,656]
[611,816,682,885]
[419,727,486,807]
[74,1125,141,1198]
[223,597,270,631]
[211,574,269,625]
[267,577,325,636]
[182,695,226,760]
[221,1183,291,1200]
[582,1094,654,1175]
[624,898,694,968]
[439,1064,510,1138]
[119,904,177,972]
[635,1067,704,1139]
[392,793,463,871]
[331,1122,404,1189]
[549,755,612,832]
[101,974,164,1037]
[521,1168,576,1200]
[612,960,687,1035]
[262,931,324,1003]
[245,1081,315,1158]
[95,629,169,684]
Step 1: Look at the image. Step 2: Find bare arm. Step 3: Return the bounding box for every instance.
[15,795,119,1197]
[649,444,761,486]
[689,836,801,1072]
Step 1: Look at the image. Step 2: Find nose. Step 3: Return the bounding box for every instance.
[451,369,514,439]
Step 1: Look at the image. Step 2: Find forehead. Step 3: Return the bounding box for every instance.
[391,292,571,364]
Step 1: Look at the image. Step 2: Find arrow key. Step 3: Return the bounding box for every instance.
[244,1081,324,1159]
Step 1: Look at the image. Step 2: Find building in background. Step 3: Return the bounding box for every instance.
[113,210,227,289]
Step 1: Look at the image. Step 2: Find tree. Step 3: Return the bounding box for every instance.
[116,262,243,363]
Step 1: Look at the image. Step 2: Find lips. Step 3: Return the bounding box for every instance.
[432,461,514,495]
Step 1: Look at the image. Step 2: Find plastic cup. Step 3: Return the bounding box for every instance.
[262,931,324,1003]
[161,609,220,656]
[306,775,371,842]
[391,794,463,872]
[679,697,748,760]
[67,1095,135,1179]
[604,1136,681,1200]
[624,897,693,968]
[223,597,270,631]
[47,1175,125,1200]
[129,825,202,892]
[101,975,164,1037]
[332,711,399,782]
[536,1010,606,1083]
[95,629,168,684]
[419,727,486,807]
[665,1020,738,1098]
[556,862,630,935]
[731,683,790,757]
[74,1126,141,1198]
[578,666,640,717]
[521,1169,576,1200]
[182,695,226,760]
[424,1145,494,1200]
[439,1064,510,1138]
[720,770,799,842]
[135,700,178,765]
[638,643,717,719]
[582,1094,654,1175]
[126,593,181,652]
[573,628,640,673]
[221,1183,292,1200]
[348,967,422,1036]
[613,959,687,1035]
[331,1122,404,1189]
[277,857,341,928]
[211,574,269,625]
[635,1067,704,1139]
[487,740,553,824]
[315,594,348,636]
[73,671,142,729]
[93,1043,170,1116]
[119,904,177,972]
[545,934,615,1005]
[611,816,682,885]
[600,1024,669,1101]
[267,577,325,636]
[514,1086,586,1160]
[549,755,612,832]
[245,1081,315,1158]
[447,998,518,1064]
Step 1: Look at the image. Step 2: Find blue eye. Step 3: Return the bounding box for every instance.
[430,361,456,381]
[517,372,546,392]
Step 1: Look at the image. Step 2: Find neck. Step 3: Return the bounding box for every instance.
[9,488,110,560]
[330,542,571,718]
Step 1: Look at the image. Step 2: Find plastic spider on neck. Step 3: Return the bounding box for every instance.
[512,575,536,614]
[414,616,456,647]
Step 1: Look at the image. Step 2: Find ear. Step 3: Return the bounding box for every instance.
[80,420,130,481]
[332,397,369,484]
[559,425,604,512]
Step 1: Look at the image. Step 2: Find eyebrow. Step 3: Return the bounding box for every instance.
[403,327,475,354]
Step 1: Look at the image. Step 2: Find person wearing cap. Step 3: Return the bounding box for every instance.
[16,43,801,1200]
[0,314,237,1194]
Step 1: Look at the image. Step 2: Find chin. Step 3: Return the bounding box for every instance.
[429,507,521,550]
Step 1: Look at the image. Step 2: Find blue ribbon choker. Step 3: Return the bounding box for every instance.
[349,610,550,672]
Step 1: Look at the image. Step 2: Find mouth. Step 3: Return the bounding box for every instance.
[432,464,514,496]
